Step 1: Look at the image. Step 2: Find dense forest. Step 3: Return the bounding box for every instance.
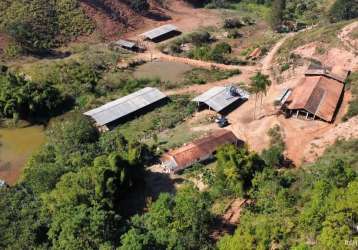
[1,113,357,249]
[0,0,357,249]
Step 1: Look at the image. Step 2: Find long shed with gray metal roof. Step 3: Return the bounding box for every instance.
[114,39,137,50]
[141,24,181,42]
[84,87,167,130]
[192,86,249,113]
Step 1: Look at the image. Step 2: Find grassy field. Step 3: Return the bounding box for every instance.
[276,21,350,63]
[230,2,271,21]
[304,138,358,172]
[114,95,197,146]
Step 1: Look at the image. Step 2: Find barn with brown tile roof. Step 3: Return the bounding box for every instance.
[161,130,242,173]
[284,75,344,122]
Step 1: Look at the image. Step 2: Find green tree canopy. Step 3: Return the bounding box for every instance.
[119,185,213,250]
[0,66,64,120]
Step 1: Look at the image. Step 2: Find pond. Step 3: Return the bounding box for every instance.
[133,60,193,83]
[0,125,45,185]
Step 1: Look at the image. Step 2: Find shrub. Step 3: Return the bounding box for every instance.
[187,31,212,46]
[227,30,243,39]
[129,0,150,13]
[3,43,23,58]
[0,67,64,120]
[223,18,244,29]
[210,42,232,63]
[280,63,290,72]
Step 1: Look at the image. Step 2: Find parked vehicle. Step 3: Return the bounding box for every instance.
[215,115,229,128]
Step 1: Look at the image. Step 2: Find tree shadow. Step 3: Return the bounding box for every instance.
[118,170,175,218]
[24,96,75,126]
[144,11,171,21]
[209,216,237,242]
[145,171,176,199]
[27,49,72,60]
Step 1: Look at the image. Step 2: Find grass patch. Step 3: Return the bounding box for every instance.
[114,95,196,142]
[183,68,241,85]
[312,139,358,172]
[343,72,358,120]
[276,21,349,63]
[230,2,271,21]
[240,30,282,57]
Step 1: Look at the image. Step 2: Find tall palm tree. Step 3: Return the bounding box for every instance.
[250,72,271,119]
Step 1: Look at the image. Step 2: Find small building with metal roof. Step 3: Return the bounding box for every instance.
[113,39,145,52]
[84,87,167,131]
[115,39,136,49]
[141,24,181,42]
[161,130,242,173]
[192,86,250,113]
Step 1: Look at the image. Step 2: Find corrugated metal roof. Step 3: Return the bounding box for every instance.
[192,86,249,112]
[286,76,344,122]
[161,130,240,172]
[115,39,136,48]
[141,24,179,40]
[276,88,292,105]
[84,87,167,126]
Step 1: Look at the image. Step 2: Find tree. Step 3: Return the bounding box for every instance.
[0,184,49,249]
[270,0,286,30]
[0,67,64,120]
[316,180,358,249]
[48,204,118,250]
[250,72,271,119]
[130,0,150,13]
[213,144,264,197]
[119,185,213,250]
[329,0,358,23]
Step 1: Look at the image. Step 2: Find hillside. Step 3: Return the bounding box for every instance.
[0,0,170,54]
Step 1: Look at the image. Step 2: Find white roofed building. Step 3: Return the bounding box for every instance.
[84,87,167,131]
[141,24,181,42]
[192,86,250,113]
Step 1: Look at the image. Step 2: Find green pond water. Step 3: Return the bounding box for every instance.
[0,125,45,185]
[133,60,193,83]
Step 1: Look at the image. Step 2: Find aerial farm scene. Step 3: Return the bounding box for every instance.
[0,0,357,249]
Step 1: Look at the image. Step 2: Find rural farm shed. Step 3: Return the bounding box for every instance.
[283,75,344,122]
[161,130,242,174]
[84,87,167,131]
[192,86,250,113]
[114,39,137,50]
[141,24,181,42]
